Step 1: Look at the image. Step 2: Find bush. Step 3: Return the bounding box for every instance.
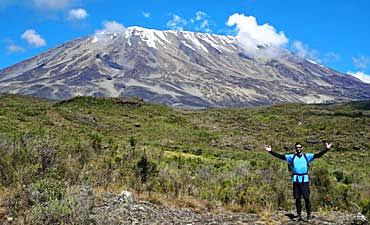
[134,153,158,183]
[333,170,344,182]
[360,199,370,219]
[29,178,73,225]
[89,132,103,153]
[31,198,73,225]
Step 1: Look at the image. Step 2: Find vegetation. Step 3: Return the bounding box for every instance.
[0,94,369,223]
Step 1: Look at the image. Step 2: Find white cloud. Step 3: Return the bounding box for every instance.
[195,11,207,21]
[21,29,46,47]
[68,8,88,20]
[193,11,211,32]
[6,43,25,54]
[165,11,212,32]
[93,21,126,47]
[347,71,370,84]
[143,12,151,18]
[166,14,187,31]
[33,0,74,10]
[352,56,370,70]
[98,21,126,33]
[323,52,340,63]
[226,13,288,58]
[200,19,210,31]
[292,41,340,65]
[292,41,319,60]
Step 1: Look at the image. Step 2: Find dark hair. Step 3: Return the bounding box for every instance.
[295,142,302,147]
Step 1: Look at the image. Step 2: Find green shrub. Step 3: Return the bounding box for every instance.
[31,198,73,225]
[89,132,103,153]
[360,199,370,219]
[134,153,158,183]
[29,178,73,224]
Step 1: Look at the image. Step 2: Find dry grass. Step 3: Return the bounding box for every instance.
[0,187,7,221]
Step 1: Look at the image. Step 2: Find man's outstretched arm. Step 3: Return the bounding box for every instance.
[313,142,332,159]
[265,146,286,160]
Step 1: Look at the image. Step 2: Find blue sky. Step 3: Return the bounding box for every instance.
[1,0,370,82]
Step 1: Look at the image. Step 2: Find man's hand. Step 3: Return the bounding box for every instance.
[265,145,272,152]
[326,142,333,149]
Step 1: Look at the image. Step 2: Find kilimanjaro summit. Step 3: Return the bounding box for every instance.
[1,26,370,108]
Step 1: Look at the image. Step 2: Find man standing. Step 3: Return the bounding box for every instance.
[265,142,332,222]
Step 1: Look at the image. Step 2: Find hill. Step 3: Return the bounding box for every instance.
[0,94,369,224]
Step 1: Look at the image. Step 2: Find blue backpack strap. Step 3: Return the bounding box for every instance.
[289,154,296,171]
[303,153,309,168]
[289,154,296,180]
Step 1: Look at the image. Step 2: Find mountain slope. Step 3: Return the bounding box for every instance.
[1,26,370,108]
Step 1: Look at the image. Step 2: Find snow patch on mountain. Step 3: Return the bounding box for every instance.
[180,41,195,50]
[126,26,170,49]
[91,36,98,43]
[182,32,209,52]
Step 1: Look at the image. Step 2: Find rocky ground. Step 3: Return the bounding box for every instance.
[70,188,370,225]
[1,188,368,225]
[90,194,368,225]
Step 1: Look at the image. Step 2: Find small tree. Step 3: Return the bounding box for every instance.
[89,132,103,154]
[135,154,157,183]
[129,136,137,158]
[133,152,158,194]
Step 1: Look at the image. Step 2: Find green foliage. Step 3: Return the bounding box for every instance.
[89,132,103,153]
[30,178,73,225]
[0,95,369,223]
[360,199,370,219]
[31,198,73,225]
[134,153,158,183]
[129,136,137,149]
[333,170,353,184]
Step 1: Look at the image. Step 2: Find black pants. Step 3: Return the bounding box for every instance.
[293,182,311,216]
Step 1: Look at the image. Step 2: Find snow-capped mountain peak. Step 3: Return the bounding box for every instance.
[1,26,370,108]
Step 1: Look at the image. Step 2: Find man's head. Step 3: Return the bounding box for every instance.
[295,142,303,154]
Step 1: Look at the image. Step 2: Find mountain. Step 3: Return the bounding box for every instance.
[1,26,370,108]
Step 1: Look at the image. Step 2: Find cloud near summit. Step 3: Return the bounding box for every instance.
[227,13,288,57]
[68,8,88,20]
[99,21,126,34]
[92,21,126,47]
[21,29,46,47]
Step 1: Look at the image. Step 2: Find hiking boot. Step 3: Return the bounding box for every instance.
[294,214,303,221]
[307,214,312,222]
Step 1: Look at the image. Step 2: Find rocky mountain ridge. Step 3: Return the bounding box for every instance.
[1,26,370,108]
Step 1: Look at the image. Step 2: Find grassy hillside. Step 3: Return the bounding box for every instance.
[0,94,369,224]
